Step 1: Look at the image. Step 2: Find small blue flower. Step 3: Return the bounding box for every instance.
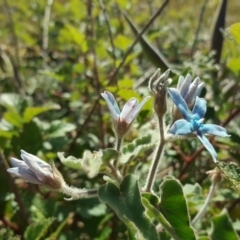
[168,88,229,163]
[101,91,150,138]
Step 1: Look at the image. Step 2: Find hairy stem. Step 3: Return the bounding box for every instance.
[143,116,165,192]
[191,181,217,225]
[62,184,98,201]
[113,137,122,168]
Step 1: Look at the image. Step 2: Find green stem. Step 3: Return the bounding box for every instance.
[191,181,217,225]
[143,116,165,192]
[113,137,122,168]
[62,183,98,201]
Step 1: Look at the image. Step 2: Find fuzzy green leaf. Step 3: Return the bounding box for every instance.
[102,148,119,162]
[23,104,59,122]
[217,161,240,195]
[210,209,238,240]
[159,176,196,240]
[121,134,153,164]
[98,175,159,240]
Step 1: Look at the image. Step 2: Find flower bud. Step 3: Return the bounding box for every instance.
[148,69,172,117]
[8,150,65,190]
[101,91,150,138]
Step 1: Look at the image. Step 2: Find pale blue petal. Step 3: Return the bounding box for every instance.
[168,88,191,121]
[192,97,207,119]
[21,150,52,182]
[7,167,42,185]
[179,74,191,99]
[120,98,138,123]
[194,82,205,98]
[101,91,120,120]
[199,124,230,137]
[197,132,218,163]
[130,96,151,122]
[185,77,199,105]
[177,75,184,90]
[169,119,194,135]
[21,150,51,169]
[10,157,28,168]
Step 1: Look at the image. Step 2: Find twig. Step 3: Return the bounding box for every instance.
[98,0,116,67]
[42,0,54,68]
[68,0,169,151]
[143,115,166,192]
[191,180,217,225]
[191,0,209,56]
[3,0,25,96]
[0,151,29,234]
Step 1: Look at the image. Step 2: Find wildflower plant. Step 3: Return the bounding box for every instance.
[7,69,237,239]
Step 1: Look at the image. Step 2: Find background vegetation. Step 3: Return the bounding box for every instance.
[0,0,240,239]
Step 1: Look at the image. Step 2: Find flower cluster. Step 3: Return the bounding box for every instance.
[168,86,229,163]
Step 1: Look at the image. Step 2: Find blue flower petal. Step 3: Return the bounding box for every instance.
[199,124,230,137]
[101,91,121,120]
[192,97,207,119]
[179,74,191,99]
[184,77,199,106]
[169,119,194,135]
[197,131,218,163]
[168,88,191,121]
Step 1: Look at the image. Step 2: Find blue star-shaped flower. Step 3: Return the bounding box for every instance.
[168,88,229,162]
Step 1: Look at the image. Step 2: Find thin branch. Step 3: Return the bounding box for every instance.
[191,180,217,225]
[99,0,116,67]
[42,0,54,68]
[0,151,29,233]
[143,115,166,192]
[3,0,25,96]
[68,0,169,151]
[191,0,209,56]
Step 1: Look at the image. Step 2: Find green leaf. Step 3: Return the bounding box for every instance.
[121,134,153,164]
[58,24,88,52]
[122,12,170,71]
[142,197,180,240]
[58,150,102,178]
[114,34,132,51]
[227,58,240,75]
[101,148,119,162]
[24,217,55,240]
[3,111,23,128]
[210,209,238,240]
[0,93,21,111]
[98,175,159,240]
[57,152,82,170]
[159,176,196,240]
[11,122,43,154]
[229,23,240,46]
[217,161,240,195]
[23,104,59,122]
[46,214,71,240]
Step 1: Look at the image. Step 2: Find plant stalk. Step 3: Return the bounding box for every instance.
[143,116,165,192]
[191,181,217,225]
